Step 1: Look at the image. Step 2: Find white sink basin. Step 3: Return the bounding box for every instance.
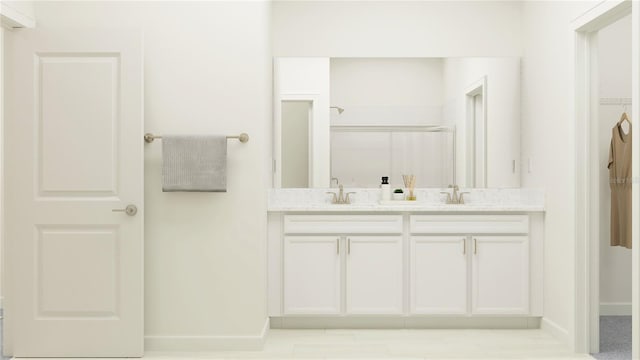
[378,200,424,205]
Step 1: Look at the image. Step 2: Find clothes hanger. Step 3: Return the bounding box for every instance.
[617,105,631,137]
[619,112,631,125]
[618,104,631,127]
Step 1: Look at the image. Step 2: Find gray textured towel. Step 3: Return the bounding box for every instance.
[162,135,227,192]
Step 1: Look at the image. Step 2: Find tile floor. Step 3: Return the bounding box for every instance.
[146,329,594,359]
[1,316,599,359]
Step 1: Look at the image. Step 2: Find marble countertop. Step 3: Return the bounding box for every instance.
[268,188,545,213]
[268,203,544,212]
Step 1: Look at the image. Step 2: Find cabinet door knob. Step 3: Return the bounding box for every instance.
[463,238,466,255]
[336,238,340,254]
[474,238,478,254]
[348,238,351,254]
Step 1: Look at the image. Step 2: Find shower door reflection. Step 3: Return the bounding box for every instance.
[330,126,455,188]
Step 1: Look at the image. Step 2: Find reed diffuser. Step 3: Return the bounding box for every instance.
[403,174,416,201]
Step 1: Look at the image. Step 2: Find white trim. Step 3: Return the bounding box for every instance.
[632,2,640,358]
[572,0,631,32]
[574,26,592,354]
[270,316,541,329]
[145,318,270,352]
[0,26,7,357]
[573,0,633,355]
[464,76,488,188]
[0,2,35,29]
[589,29,601,355]
[600,303,633,316]
[0,28,3,320]
[541,317,570,346]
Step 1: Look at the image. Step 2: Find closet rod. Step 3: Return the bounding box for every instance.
[600,97,632,105]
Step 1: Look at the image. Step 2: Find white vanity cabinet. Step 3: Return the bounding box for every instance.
[346,235,403,314]
[471,236,529,315]
[410,236,468,314]
[283,236,341,315]
[268,210,544,326]
[410,215,530,316]
[280,215,403,315]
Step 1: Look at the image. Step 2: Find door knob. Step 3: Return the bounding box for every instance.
[112,204,138,216]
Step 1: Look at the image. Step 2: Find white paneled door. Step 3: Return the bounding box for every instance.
[283,236,341,314]
[410,236,467,315]
[4,30,143,357]
[471,236,529,315]
[346,236,403,314]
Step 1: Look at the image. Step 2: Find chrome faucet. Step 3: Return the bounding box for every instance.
[441,185,469,204]
[326,184,356,204]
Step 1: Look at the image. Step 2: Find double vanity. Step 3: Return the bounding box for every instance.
[267,188,544,329]
[270,57,541,329]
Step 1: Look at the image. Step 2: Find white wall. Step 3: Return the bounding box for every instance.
[443,57,521,188]
[28,1,271,349]
[273,1,522,57]
[597,14,632,313]
[520,0,600,345]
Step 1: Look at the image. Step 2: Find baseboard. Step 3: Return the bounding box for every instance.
[270,316,541,329]
[145,317,269,352]
[541,317,570,345]
[600,302,632,316]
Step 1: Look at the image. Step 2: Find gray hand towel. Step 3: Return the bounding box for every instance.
[162,135,227,192]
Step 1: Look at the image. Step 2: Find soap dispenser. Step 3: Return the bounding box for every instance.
[381,176,391,201]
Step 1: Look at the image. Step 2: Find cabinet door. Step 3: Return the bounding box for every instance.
[410,236,468,314]
[283,236,341,314]
[346,236,403,314]
[472,236,529,314]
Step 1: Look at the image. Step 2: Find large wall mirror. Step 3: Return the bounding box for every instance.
[274,57,521,189]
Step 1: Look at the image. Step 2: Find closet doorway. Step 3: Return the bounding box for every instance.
[574,0,637,357]
[593,14,633,360]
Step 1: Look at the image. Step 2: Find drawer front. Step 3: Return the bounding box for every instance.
[284,215,403,234]
[410,215,529,234]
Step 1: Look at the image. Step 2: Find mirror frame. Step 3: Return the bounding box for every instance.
[465,76,488,188]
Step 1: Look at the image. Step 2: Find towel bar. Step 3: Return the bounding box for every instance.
[144,133,249,143]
